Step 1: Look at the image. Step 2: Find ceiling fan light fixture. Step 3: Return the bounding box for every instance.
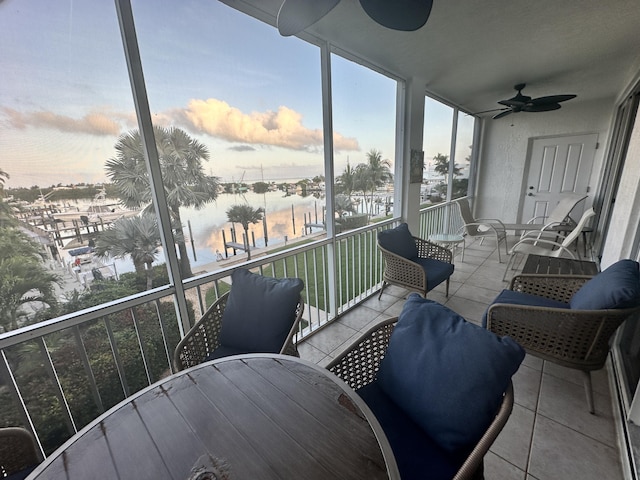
[277,0,340,37]
[359,0,433,31]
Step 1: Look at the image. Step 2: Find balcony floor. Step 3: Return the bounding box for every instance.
[298,237,623,480]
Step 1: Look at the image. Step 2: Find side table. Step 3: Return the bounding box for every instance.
[428,233,465,262]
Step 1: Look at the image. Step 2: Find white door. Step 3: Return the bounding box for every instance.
[521,133,597,223]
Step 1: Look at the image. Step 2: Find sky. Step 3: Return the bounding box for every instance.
[0,0,454,189]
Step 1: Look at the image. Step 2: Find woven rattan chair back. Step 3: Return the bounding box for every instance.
[173,292,304,371]
[377,235,453,299]
[487,273,638,413]
[0,427,41,477]
[326,318,513,480]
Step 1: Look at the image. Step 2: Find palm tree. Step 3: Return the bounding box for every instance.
[0,168,9,193]
[433,153,461,178]
[334,194,356,218]
[93,214,164,290]
[358,149,392,216]
[336,160,356,199]
[105,126,220,278]
[0,228,59,332]
[226,204,264,260]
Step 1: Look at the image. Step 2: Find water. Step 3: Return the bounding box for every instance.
[179,190,325,268]
[60,189,392,275]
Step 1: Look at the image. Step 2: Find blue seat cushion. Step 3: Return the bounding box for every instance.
[569,259,640,310]
[219,268,304,353]
[377,223,418,260]
[203,345,250,362]
[357,382,462,480]
[482,289,569,328]
[377,294,525,454]
[415,257,455,291]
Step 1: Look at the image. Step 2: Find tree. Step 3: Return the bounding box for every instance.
[93,214,164,290]
[336,160,357,199]
[105,126,220,278]
[252,181,270,194]
[226,204,264,261]
[433,153,461,178]
[357,149,393,216]
[334,194,356,218]
[0,228,59,332]
[0,168,9,193]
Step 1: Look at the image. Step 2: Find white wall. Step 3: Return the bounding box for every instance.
[475,98,616,223]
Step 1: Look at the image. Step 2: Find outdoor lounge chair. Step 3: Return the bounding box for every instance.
[173,269,304,371]
[377,223,454,299]
[502,207,595,280]
[327,295,523,480]
[485,259,640,413]
[455,198,509,262]
[0,427,41,479]
[500,193,588,236]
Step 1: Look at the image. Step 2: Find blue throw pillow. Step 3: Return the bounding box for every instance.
[377,223,418,260]
[377,294,525,454]
[569,259,640,310]
[219,269,304,353]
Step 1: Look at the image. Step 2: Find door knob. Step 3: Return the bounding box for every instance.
[528,193,533,196]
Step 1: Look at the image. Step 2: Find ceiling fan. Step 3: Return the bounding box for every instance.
[276,0,433,37]
[479,84,577,119]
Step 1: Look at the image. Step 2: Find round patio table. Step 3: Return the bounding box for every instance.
[28,354,399,480]
[429,233,465,261]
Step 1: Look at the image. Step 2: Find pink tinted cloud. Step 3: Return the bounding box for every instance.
[179,98,359,152]
[2,107,122,136]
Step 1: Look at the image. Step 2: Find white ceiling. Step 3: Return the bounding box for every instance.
[228,0,640,116]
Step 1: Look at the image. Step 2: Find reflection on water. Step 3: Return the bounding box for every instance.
[180,191,325,268]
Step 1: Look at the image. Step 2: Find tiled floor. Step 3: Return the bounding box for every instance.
[297,237,623,480]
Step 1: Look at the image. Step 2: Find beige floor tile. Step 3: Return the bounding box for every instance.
[455,283,502,304]
[491,403,535,470]
[537,373,617,448]
[484,451,527,480]
[528,415,622,480]
[302,321,358,356]
[543,362,611,397]
[513,364,543,412]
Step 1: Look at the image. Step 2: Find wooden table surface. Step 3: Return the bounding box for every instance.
[522,254,599,276]
[28,355,398,480]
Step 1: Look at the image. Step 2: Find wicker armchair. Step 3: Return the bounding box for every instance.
[0,427,41,478]
[327,318,514,480]
[174,292,304,371]
[378,234,454,299]
[486,274,638,413]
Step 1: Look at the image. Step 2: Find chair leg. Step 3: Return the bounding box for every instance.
[502,253,517,281]
[378,281,387,299]
[582,370,595,414]
[445,278,450,297]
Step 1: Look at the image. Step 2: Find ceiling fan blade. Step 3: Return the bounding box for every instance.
[530,94,577,105]
[359,0,433,31]
[498,99,527,108]
[277,0,340,36]
[493,110,513,119]
[474,107,509,115]
[523,103,562,112]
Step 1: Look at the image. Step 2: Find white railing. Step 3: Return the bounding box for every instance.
[0,200,462,457]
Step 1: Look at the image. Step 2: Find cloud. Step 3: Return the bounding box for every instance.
[1,107,121,136]
[229,145,256,152]
[2,98,361,153]
[178,98,359,152]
